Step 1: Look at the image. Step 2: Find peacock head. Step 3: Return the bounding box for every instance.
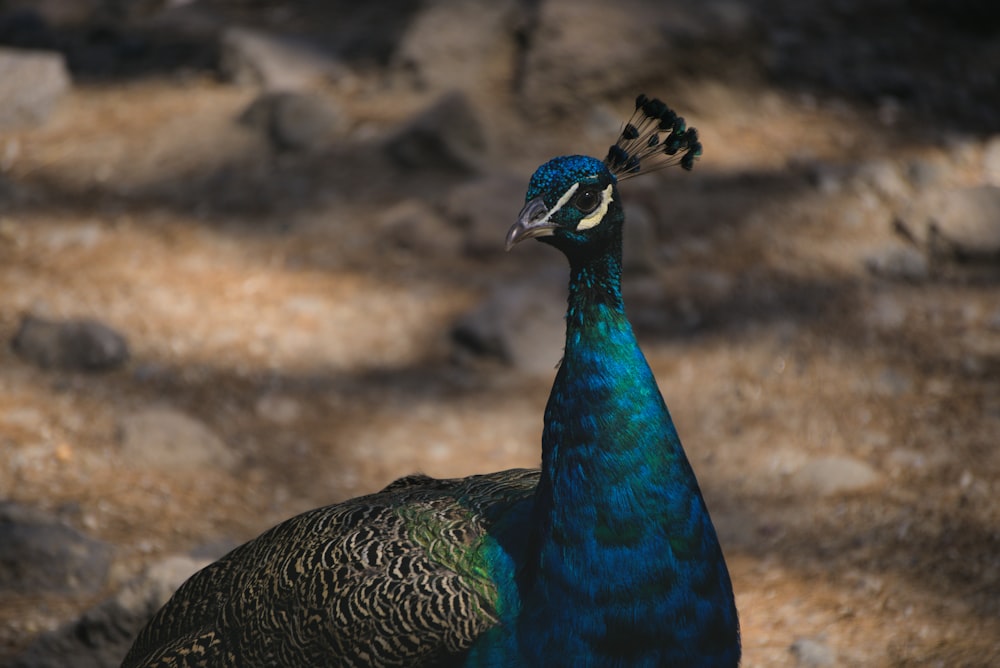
[506,94,702,258]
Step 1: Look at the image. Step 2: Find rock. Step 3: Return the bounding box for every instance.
[219,26,349,91]
[383,91,488,174]
[983,135,1000,186]
[793,456,882,496]
[452,277,566,375]
[118,407,238,473]
[254,394,302,426]
[809,162,846,195]
[377,199,463,256]
[0,502,112,596]
[11,315,129,372]
[38,222,105,251]
[443,174,526,255]
[239,91,343,153]
[393,0,518,96]
[0,47,70,130]
[0,406,45,433]
[864,292,908,331]
[990,307,1000,331]
[864,244,930,281]
[874,367,913,397]
[9,555,208,668]
[519,0,667,115]
[905,156,952,189]
[895,185,1000,263]
[518,1,753,116]
[790,636,837,667]
[853,159,910,201]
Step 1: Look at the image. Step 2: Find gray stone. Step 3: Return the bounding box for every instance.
[443,174,526,255]
[11,315,129,372]
[519,0,669,116]
[0,47,70,130]
[853,159,910,201]
[377,199,463,256]
[790,636,837,667]
[989,307,1000,331]
[794,456,882,496]
[383,92,488,173]
[875,367,914,397]
[895,185,1000,262]
[452,278,566,375]
[239,91,343,153]
[118,407,238,473]
[945,135,980,169]
[219,26,349,91]
[864,292,908,331]
[906,156,952,189]
[519,1,754,116]
[254,394,303,426]
[809,163,845,195]
[0,502,112,596]
[38,222,105,251]
[983,135,1000,186]
[393,0,518,95]
[9,555,208,668]
[864,244,930,281]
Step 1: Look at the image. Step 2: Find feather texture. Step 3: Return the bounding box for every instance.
[123,471,538,667]
[122,95,739,668]
[605,94,703,178]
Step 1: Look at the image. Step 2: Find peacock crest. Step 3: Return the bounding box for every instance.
[605,94,703,178]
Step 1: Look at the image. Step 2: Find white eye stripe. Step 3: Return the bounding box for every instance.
[537,182,579,226]
[575,184,614,231]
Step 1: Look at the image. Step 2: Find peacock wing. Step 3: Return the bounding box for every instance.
[122,469,538,668]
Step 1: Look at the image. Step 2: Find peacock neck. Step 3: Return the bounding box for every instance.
[565,242,627,320]
[533,242,695,578]
[508,238,739,665]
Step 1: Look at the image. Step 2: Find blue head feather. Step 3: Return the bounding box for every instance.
[525,155,614,205]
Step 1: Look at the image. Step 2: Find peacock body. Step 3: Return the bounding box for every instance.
[122,95,739,668]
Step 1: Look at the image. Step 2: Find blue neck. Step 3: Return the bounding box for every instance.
[464,242,739,666]
[523,248,738,665]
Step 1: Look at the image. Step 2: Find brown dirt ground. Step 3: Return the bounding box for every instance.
[0,73,998,666]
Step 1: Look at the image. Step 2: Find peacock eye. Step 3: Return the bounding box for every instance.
[573,188,601,213]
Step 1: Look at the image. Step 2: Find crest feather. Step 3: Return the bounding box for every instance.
[604,94,702,180]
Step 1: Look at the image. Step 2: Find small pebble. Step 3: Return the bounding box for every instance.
[794,456,882,496]
[790,636,836,667]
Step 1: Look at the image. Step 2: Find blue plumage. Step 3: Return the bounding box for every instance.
[122,95,737,668]
[471,120,737,664]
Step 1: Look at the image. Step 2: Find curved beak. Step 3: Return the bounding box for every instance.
[505,197,555,251]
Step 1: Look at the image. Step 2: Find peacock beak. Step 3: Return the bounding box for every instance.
[505,197,555,251]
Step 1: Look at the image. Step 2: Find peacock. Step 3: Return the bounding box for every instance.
[122,95,739,668]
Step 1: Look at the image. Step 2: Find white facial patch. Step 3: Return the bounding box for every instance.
[575,184,614,231]
[535,182,580,228]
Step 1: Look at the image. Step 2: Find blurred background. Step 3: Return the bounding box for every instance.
[0,0,998,665]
